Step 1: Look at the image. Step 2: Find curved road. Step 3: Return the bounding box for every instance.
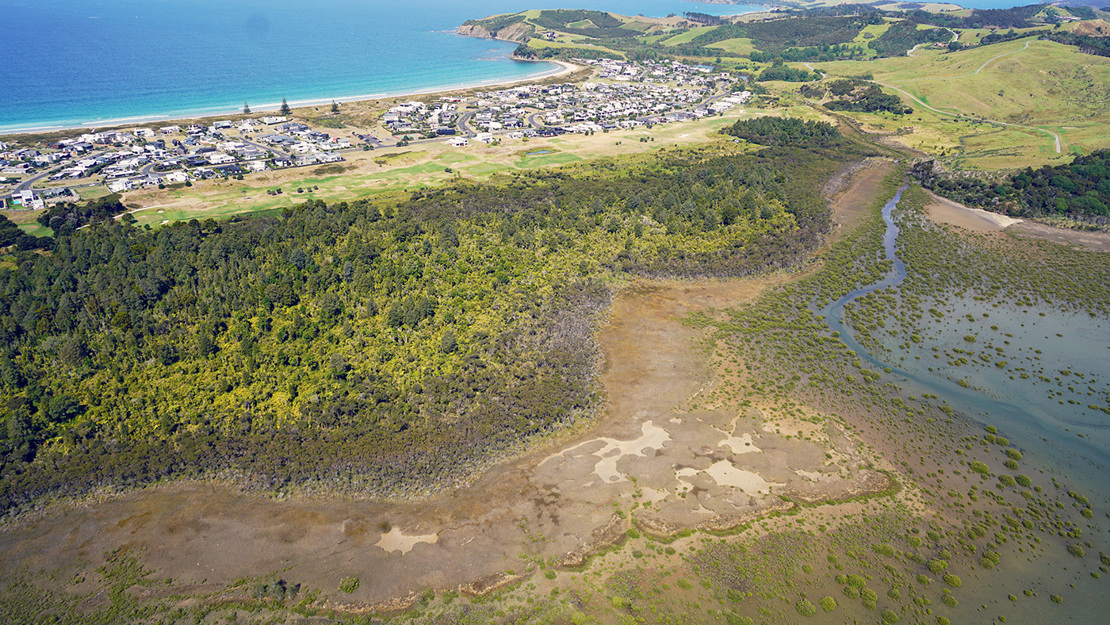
[879,39,1061,154]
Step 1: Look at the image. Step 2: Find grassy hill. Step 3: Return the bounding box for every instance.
[816,37,1110,169]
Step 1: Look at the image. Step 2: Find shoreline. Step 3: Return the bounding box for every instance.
[0,59,579,138]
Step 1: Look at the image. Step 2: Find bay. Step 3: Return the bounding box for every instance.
[0,0,763,133]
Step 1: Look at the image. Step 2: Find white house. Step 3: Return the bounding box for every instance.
[107,179,133,193]
[13,189,44,210]
[447,137,469,147]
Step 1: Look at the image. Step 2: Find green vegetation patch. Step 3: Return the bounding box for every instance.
[0,143,852,513]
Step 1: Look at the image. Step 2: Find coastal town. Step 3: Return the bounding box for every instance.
[0,58,749,211]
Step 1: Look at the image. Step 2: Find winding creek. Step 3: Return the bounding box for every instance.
[821,185,1110,495]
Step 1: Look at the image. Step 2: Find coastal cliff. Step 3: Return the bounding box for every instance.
[457,20,534,43]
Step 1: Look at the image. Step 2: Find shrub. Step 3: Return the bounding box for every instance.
[969,461,990,475]
[820,596,837,612]
[882,609,901,623]
[338,577,359,593]
[942,594,958,607]
[998,474,1016,487]
[928,559,949,573]
[796,598,817,617]
[1051,594,1063,604]
[1016,475,1032,487]
[943,573,962,588]
[847,574,867,588]
[873,543,896,557]
[1006,449,1023,460]
[1067,544,1086,558]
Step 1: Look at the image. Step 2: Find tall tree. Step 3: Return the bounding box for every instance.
[280,97,291,116]
[243,101,251,114]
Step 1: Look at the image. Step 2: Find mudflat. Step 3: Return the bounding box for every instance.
[0,275,883,611]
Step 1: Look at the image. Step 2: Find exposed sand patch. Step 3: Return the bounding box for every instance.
[703,461,782,494]
[924,190,1110,252]
[1006,220,1110,252]
[717,430,760,454]
[589,421,671,484]
[925,190,1022,232]
[375,527,438,555]
[826,159,898,244]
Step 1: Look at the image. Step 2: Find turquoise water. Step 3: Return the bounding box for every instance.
[0,0,763,133]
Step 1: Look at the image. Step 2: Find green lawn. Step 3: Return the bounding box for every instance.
[853,22,892,44]
[661,26,715,46]
[18,223,53,238]
[708,37,756,56]
[514,153,582,169]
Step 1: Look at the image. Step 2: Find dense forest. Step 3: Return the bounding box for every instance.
[689,16,881,54]
[912,150,1110,219]
[907,4,1048,29]
[0,143,866,513]
[37,193,128,235]
[750,43,869,64]
[868,20,952,57]
[723,117,845,148]
[756,64,821,82]
[821,82,911,115]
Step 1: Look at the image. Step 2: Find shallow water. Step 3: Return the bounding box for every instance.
[818,188,1110,620]
[822,188,1110,469]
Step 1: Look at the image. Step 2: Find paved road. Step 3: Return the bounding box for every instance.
[3,148,111,202]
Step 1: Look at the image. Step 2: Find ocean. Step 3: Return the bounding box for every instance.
[0,0,1042,133]
[0,0,764,133]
